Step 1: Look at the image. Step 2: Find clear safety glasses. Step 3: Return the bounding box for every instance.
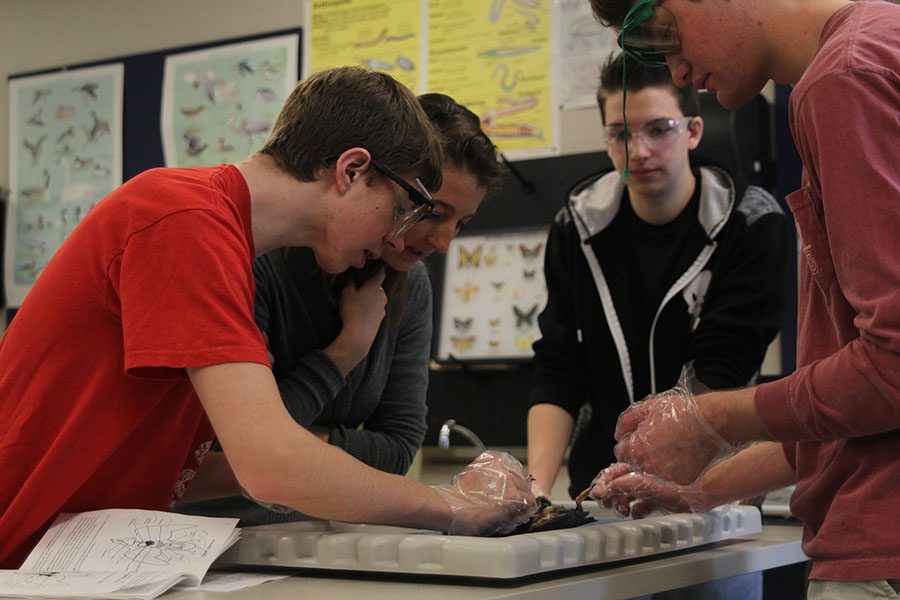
[604,117,693,151]
[616,0,682,180]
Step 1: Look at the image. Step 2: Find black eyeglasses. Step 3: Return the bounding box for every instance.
[322,154,436,236]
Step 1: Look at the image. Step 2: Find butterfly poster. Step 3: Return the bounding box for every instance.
[435,228,548,361]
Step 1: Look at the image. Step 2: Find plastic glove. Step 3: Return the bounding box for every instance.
[588,463,706,519]
[613,364,736,485]
[432,450,537,536]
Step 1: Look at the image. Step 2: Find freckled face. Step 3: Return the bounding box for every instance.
[313,178,403,273]
[382,165,486,271]
[660,0,770,109]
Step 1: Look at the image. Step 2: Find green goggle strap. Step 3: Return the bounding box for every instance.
[617,0,656,181]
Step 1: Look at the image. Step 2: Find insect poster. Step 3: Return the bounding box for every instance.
[5,63,123,307]
[435,228,548,362]
[161,32,299,168]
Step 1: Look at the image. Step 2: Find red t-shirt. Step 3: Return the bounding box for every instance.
[0,165,269,567]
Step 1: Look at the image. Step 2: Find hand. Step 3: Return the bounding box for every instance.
[530,479,550,501]
[326,268,387,374]
[613,365,734,485]
[589,463,706,519]
[432,451,537,536]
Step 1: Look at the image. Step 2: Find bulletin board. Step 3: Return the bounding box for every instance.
[4,28,302,314]
[434,227,548,363]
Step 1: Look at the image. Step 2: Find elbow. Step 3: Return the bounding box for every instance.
[229,454,291,506]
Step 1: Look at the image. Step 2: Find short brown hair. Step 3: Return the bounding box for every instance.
[260,66,442,192]
[596,53,699,122]
[418,93,505,194]
[589,0,634,27]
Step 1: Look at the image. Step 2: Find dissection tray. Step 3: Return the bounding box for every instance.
[214,503,761,581]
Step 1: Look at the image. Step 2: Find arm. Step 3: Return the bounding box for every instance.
[527,403,575,497]
[328,265,431,474]
[188,361,452,528]
[690,187,789,388]
[754,70,900,441]
[253,252,386,427]
[189,362,535,534]
[531,215,591,418]
[322,269,387,375]
[178,451,242,502]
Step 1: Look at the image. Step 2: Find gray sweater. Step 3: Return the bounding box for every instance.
[253,249,432,473]
[175,249,432,525]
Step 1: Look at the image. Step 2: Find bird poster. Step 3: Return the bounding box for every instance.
[5,63,123,307]
[161,33,299,168]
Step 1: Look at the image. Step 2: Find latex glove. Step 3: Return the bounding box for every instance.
[433,450,537,536]
[588,463,706,519]
[613,364,735,485]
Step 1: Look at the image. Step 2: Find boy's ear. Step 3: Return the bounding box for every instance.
[686,115,704,150]
[333,148,371,192]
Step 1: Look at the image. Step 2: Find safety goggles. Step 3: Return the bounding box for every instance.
[604,117,693,151]
[322,154,435,237]
[615,0,681,180]
[619,0,681,67]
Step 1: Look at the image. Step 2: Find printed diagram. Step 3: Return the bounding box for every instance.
[480,95,543,140]
[0,571,92,590]
[99,514,212,571]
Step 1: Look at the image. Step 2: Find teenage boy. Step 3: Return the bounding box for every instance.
[0,66,535,568]
[527,52,786,598]
[587,1,900,596]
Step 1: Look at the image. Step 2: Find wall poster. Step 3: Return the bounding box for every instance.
[428,0,557,159]
[5,63,123,307]
[161,33,299,168]
[435,228,548,362]
[304,0,423,93]
[553,0,619,110]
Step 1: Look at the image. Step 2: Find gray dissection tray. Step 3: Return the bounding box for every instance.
[214,503,761,580]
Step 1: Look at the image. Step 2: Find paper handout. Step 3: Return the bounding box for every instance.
[0,509,240,599]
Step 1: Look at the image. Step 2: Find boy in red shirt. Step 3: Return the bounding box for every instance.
[0,66,535,568]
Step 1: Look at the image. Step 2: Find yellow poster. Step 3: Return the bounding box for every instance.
[305,0,422,93]
[428,0,555,157]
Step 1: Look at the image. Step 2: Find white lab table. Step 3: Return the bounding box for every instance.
[161,522,805,600]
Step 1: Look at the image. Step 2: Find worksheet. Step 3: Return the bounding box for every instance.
[0,509,239,599]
